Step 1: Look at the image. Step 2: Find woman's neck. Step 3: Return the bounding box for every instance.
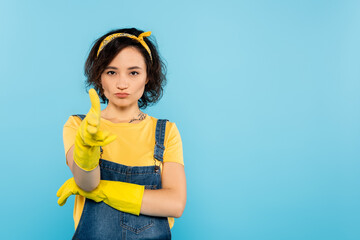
[101,102,145,123]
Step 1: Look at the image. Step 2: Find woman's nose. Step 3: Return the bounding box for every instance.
[116,75,128,89]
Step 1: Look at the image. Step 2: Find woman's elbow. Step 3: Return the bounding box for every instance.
[173,199,186,218]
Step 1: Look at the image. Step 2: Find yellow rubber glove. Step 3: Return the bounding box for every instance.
[57,178,145,216]
[73,88,116,171]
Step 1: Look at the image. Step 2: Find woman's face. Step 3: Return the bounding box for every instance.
[101,46,148,108]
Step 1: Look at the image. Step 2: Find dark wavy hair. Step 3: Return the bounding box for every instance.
[84,28,167,109]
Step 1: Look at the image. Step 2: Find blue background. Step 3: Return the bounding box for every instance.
[0,0,359,239]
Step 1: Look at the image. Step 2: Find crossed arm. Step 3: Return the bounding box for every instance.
[66,145,187,218]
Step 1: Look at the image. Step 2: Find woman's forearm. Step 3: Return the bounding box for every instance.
[140,188,186,218]
[66,145,100,192]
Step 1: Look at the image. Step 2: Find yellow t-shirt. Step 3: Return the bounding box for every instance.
[63,114,184,230]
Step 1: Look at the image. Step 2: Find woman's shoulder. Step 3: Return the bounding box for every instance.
[64,114,83,129]
[148,115,181,141]
[147,115,177,129]
[147,114,175,123]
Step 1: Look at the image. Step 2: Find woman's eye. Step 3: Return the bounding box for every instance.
[130,71,139,76]
[107,71,116,75]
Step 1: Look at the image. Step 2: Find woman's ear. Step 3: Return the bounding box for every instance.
[145,78,149,84]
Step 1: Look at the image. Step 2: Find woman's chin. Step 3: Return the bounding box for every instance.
[109,99,135,108]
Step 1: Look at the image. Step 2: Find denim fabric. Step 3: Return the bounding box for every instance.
[71,115,171,240]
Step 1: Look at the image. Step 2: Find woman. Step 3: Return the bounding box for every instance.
[57,28,186,240]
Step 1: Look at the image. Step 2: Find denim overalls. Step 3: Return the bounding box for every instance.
[72,114,172,240]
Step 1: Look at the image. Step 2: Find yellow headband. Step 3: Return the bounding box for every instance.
[96,31,153,61]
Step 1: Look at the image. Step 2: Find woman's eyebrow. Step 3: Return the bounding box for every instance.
[105,66,118,70]
[104,66,142,70]
[128,66,142,70]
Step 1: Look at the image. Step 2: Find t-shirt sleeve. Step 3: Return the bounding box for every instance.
[63,116,82,161]
[163,122,184,166]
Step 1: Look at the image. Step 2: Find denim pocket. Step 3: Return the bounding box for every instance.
[120,212,154,234]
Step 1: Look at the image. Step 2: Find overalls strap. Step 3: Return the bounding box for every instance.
[72,114,86,120]
[154,119,169,163]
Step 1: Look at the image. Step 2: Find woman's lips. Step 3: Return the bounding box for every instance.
[115,93,129,98]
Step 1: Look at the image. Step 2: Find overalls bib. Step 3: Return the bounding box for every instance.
[72,114,172,240]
